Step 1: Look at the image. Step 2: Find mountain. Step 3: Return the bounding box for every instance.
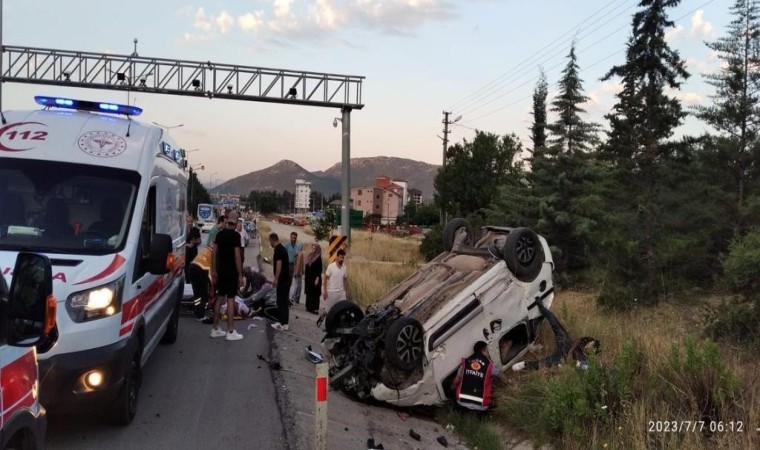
[213,157,439,200]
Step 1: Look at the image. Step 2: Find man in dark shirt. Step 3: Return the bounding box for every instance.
[210,211,244,341]
[185,212,201,280]
[269,232,291,331]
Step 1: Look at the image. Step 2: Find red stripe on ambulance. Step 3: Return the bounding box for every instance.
[0,350,37,424]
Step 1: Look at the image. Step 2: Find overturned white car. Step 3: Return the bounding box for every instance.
[324,219,555,407]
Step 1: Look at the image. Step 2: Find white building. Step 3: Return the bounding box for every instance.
[295,179,312,212]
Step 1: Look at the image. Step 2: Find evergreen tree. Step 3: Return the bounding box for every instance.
[598,0,690,304]
[547,43,600,155]
[530,68,549,152]
[695,0,760,232]
[533,43,600,275]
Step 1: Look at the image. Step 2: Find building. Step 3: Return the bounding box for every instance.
[351,175,412,225]
[409,188,423,205]
[294,179,312,213]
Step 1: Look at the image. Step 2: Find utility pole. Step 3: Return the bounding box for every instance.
[440,111,452,225]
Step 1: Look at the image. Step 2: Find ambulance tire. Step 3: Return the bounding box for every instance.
[109,347,142,426]
[161,293,181,345]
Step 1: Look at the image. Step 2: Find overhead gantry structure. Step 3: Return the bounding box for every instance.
[0,36,364,239]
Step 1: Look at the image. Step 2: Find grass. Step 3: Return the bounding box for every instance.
[437,407,504,450]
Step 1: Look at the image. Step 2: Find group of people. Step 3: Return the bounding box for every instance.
[184,212,351,340]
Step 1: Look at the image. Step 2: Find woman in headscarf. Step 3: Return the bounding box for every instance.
[303,243,323,314]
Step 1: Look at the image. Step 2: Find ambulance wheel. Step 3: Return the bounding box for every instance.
[384,317,424,371]
[109,348,142,425]
[161,297,180,344]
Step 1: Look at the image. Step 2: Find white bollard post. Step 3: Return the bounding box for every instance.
[315,362,328,450]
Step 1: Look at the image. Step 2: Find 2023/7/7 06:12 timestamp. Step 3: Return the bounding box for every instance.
[648,420,744,433]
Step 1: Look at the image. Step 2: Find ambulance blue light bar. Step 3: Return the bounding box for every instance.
[34,96,143,116]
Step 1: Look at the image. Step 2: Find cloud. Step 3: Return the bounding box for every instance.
[194,7,213,31]
[183,1,457,47]
[216,11,235,34]
[665,24,683,43]
[239,11,266,32]
[677,91,703,106]
[274,0,294,19]
[691,10,713,38]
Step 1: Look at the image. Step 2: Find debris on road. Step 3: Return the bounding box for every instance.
[305,345,325,364]
[409,429,421,441]
[437,435,448,447]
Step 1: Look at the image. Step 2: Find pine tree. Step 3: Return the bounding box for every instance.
[547,43,600,155]
[696,0,760,232]
[527,43,600,275]
[597,0,690,304]
[530,68,548,152]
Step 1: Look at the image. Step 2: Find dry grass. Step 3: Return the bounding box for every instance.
[348,261,418,307]
[499,290,759,450]
[347,229,423,264]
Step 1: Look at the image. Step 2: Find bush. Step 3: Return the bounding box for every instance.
[658,338,740,424]
[419,224,443,261]
[705,298,759,345]
[722,228,760,302]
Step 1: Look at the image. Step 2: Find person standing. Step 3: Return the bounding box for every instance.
[289,248,304,305]
[206,215,226,247]
[210,211,244,341]
[303,243,322,314]
[321,248,349,320]
[269,233,292,331]
[286,232,303,279]
[185,212,201,280]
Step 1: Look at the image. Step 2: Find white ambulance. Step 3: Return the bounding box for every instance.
[0,96,187,425]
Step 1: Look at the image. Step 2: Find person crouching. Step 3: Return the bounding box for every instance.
[450,341,507,415]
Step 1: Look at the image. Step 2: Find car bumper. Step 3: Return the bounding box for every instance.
[38,338,132,414]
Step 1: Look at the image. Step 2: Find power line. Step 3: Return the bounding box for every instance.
[459,0,716,126]
[449,0,632,113]
[458,3,636,118]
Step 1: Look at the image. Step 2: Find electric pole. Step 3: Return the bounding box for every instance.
[442,110,451,167]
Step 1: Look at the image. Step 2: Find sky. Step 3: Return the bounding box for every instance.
[1,0,730,185]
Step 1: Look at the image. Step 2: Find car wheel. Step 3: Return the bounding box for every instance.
[325,300,364,334]
[442,218,474,251]
[501,227,544,282]
[109,347,141,425]
[384,317,424,371]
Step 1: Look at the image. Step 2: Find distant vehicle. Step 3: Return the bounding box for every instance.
[324,219,555,407]
[197,203,216,233]
[0,96,186,425]
[0,252,58,450]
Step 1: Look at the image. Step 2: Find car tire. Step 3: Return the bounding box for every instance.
[384,317,424,371]
[109,347,142,426]
[325,300,364,334]
[501,227,544,282]
[442,218,474,251]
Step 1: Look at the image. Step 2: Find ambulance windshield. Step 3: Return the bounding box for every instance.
[0,158,140,255]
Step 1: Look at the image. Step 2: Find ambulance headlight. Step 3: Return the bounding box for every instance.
[66,277,124,322]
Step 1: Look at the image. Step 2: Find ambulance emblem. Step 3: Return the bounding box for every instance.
[78,131,127,157]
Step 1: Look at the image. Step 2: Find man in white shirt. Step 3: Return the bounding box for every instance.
[321,249,349,319]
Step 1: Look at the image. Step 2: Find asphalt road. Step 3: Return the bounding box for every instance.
[46,239,291,450]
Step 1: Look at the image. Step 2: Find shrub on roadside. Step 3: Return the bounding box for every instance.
[419,224,443,261]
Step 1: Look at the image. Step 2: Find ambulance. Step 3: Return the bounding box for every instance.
[0,252,57,450]
[0,96,188,425]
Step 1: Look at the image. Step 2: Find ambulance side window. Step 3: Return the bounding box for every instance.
[133,186,157,282]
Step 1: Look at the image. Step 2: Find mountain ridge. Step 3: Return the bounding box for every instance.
[213,156,439,201]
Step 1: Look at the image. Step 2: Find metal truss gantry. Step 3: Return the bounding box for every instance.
[0,43,364,239]
[1,45,364,109]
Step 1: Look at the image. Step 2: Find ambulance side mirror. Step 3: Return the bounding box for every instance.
[147,233,173,275]
[7,252,57,347]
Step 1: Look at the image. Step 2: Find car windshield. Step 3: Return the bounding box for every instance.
[0,158,140,255]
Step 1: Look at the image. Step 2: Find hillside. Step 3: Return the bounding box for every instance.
[213,156,439,200]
